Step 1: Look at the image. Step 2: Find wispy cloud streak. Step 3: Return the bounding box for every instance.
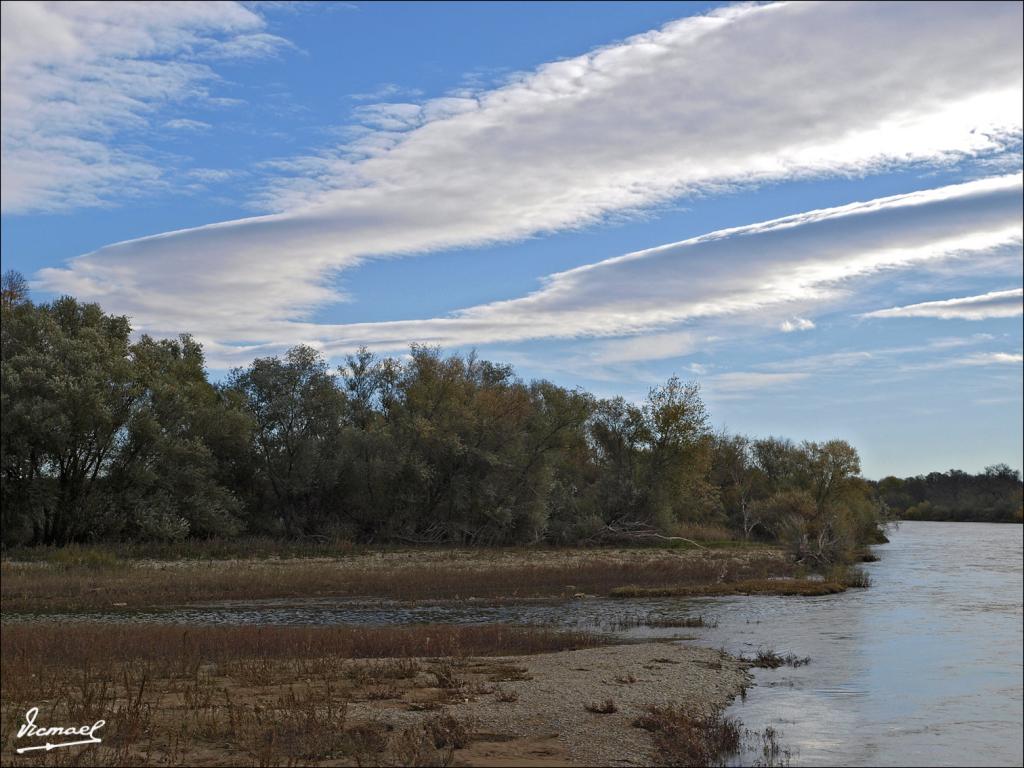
[269,175,1024,359]
[863,288,1023,320]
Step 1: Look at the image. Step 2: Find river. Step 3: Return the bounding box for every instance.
[711,521,1024,766]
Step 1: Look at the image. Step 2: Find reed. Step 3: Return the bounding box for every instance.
[1,547,792,612]
[0,622,596,766]
[633,705,742,767]
[610,577,847,598]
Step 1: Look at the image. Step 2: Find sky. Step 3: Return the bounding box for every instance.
[1,0,1022,479]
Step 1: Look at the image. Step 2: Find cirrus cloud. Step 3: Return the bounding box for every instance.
[265,173,1022,362]
[0,1,290,213]
[31,1,1024,366]
[862,288,1023,321]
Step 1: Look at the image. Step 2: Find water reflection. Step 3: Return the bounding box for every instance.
[717,522,1024,767]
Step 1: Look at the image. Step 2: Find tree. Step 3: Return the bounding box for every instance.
[878,465,1022,522]
[803,439,861,515]
[641,377,716,529]
[587,395,649,526]
[225,345,347,536]
[521,380,595,542]
[1,270,29,308]
[1,296,138,543]
[2,283,897,551]
[1,292,249,544]
[103,335,246,540]
[752,437,807,493]
[774,440,870,564]
[584,378,716,536]
[750,489,817,547]
[711,432,763,538]
[367,346,550,544]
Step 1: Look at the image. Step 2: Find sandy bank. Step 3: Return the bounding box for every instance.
[355,641,750,767]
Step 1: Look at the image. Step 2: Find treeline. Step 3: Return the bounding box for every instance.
[877,467,1023,523]
[2,271,887,562]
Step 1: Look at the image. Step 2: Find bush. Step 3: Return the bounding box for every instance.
[634,706,741,766]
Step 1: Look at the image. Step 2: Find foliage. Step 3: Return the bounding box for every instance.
[2,286,245,544]
[0,274,907,557]
[877,466,1022,523]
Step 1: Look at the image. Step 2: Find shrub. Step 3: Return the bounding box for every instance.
[585,698,618,714]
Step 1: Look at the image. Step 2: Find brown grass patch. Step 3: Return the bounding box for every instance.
[1,623,607,670]
[610,577,847,598]
[0,622,594,766]
[633,705,741,766]
[1,546,791,613]
[744,649,811,669]
[423,713,472,749]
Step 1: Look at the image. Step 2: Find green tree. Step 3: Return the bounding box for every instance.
[803,439,861,515]
[752,436,808,493]
[642,377,717,530]
[226,345,346,536]
[103,335,247,540]
[1,294,138,543]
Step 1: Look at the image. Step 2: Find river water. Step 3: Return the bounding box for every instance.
[10,521,1022,766]
[710,521,1024,767]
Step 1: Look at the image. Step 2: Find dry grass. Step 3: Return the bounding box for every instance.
[607,614,717,630]
[745,649,811,669]
[584,698,618,714]
[610,577,847,598]
[669,522,740,543]
[1,623,608,669]
[0,622,592,766]
[833,565,872,588]
[4,537,361,564]
[422,713,472,749]
[1,546,791,613]
[633,705,741,767]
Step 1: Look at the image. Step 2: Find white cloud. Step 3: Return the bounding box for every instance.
[165,119,213,132]
[862,288,1023,320]
[186,168,240,183]
[893,349,1023,372]
[955,352,1023,366]
[780,317,816,333]
[40,172,1023,369]
[970,354,1019,366]
[699,336,1019,403]
[287,174,1020,357]
[593,330,699,364]
[198,31,294,60]
[33,2,1024,365]
[351,102,424,131]
[753,335,1007,379]
[0,1,289,213]
[707,372,810,396]
[349,83,425,102]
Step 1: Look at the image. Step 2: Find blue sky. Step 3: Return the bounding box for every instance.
[1,1,1022,478]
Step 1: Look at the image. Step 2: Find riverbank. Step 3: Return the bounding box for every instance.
[0,622,749,766]
[0,544,824,614]
[0,544,874,765]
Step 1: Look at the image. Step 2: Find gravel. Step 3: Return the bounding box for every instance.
[352,641,750,766]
